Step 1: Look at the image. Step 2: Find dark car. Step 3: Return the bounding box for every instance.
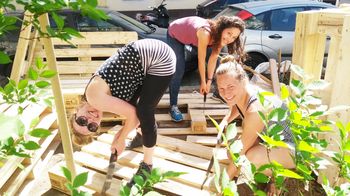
[215,0,336,68]
[0,8,169,81]
[196,0,261,18]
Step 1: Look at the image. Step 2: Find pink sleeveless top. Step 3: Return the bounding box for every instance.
[168,16,211,47]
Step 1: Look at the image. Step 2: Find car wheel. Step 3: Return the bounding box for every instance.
[244,53,268,70]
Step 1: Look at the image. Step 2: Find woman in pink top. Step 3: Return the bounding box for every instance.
[167,15,246,122]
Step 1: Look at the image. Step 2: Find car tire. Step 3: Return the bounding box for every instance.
[244,53,267,70]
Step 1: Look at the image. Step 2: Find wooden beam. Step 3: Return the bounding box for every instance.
[38,13,76,177]
[269,59,281,97]
[49,161,119,195]
[74,151,211,196]
[10,11,33,83]
[81,140,213,190]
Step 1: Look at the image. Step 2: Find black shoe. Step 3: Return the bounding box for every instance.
[126,161,152,188]
[125,133,143,150]
[211,91,226,104]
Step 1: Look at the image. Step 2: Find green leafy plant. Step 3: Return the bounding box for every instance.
[120,168,186,196]
[210,64,350,195]
[0,0,108,63]
[61,166,91,196]
[0,58,55,165]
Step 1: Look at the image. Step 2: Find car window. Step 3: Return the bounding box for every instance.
[266,7,305,31]
[245,13,265,30]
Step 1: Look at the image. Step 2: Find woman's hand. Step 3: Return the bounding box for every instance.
[206,80,212,93]
[200,80,207,94]
[111,131,126,155]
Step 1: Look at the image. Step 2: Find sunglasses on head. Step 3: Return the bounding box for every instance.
[74,114,99,132]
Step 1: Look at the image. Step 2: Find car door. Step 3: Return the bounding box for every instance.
[261,7,305,61]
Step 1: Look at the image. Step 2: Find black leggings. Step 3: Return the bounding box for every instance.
[130,74,172,147]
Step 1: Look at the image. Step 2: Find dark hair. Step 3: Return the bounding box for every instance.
[209,16,247,63]
[215,55,248,82]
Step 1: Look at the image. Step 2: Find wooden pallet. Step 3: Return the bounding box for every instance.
[49,125,232,195]
[0,102,59,195]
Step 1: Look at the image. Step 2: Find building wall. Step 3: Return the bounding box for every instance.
[99,0,202,11]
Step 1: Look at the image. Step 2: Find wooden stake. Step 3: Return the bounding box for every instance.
[37,13,76,177]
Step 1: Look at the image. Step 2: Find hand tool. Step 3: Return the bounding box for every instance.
[101,151,118,195]
[203,92,207,113]
[200,124,225,190]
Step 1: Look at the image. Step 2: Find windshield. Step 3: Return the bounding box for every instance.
[108,11,153,33]
[214,7,241,18]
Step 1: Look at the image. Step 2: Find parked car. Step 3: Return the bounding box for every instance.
[196,0,262,18]
[0,8,170,81]
[215,0,336,68]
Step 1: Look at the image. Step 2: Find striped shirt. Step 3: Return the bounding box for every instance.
[134,39,176,76]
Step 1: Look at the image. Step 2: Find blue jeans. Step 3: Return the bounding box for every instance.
[167,32,186,106]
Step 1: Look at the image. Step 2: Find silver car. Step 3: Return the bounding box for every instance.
[215,0,336,68]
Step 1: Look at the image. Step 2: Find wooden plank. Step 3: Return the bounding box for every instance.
[74,151,211,196]
[35,47,117,58]
[49,161,120,195]
[188,106,207,132]
[186,135,224,147]
[157,135,227,162]
[10,11,33,83]
[292,12,326,82]
[269,59,281,97]
[81,140,212,190]
[49,31,138,45]
[97,133,224,171]
[0,130,60,195]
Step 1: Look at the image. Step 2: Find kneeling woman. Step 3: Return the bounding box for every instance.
[71,39,176,186]
[215,56,295,194]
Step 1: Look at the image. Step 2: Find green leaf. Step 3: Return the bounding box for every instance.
[226,123,237,141]
[28,128,51,138]
[35,81,50,88]
[267,108,288,122]
[277,169,303,179]
[40,70,57,78]
[229,140,243,154]
[162,171,186,178]
[259,134,289,148]
[61,166,72,182]
[144,191,163,196]
[4,82,14,94]
[22,141,41,150]
[296,164,312,175]
[28,67,39,80]
[0,114,25,141]
[64,27,83,38]
[255,190,267,196]
[35,58,46,70]
[298,141,319,153]
[221,167,230,188]
[133,175,144,186]
[87,0,98,7]
[73,172,88,188]
[65,182,74,191]
[52,12,64,30]
[18,79,28,90]
[254,173,269,183]
[0,51,11,64]
[280,84,289,100]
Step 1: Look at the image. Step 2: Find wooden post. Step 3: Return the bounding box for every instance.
[10,11,33,83]
[37,13,76,177]
[292,11,327,82]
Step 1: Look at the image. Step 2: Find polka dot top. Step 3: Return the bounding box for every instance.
[95,39,176,102]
